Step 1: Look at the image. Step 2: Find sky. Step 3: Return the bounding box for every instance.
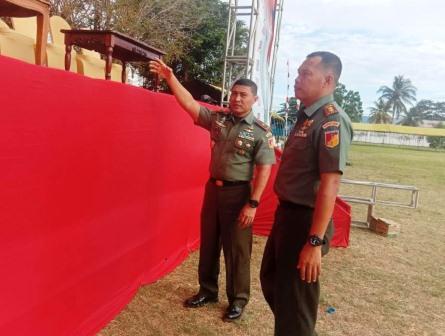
[271,0,445,115]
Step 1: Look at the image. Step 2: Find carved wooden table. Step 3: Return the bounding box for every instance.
[61,29,166,84]
[0,0,50,65]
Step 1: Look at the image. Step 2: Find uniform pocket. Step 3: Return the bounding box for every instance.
[234,137,254,156]
[289,136,309,149]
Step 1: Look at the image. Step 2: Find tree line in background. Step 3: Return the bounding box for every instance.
[48,0,445,149]
[272,74,445,147]
[271,82,364,137]
[49,0,247,87]
[370,75,445,126]
[370,75,445,148]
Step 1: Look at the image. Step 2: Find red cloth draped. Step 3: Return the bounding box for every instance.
[0,55,349,336]
[0,55,208,335]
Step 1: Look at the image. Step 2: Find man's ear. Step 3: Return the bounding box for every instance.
[324,74,335,88]
[254,95,259,103]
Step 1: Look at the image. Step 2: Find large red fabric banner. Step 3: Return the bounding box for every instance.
[0,55,349,336]
[0,55,209,335]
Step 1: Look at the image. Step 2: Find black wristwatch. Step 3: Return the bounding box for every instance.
[307,235,325,247]
[248,199,259,208]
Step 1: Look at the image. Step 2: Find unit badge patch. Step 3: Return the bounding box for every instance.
[268,136,275,148]
[324,130,339,148]
[324,104,338,116]
[322,121,340,129]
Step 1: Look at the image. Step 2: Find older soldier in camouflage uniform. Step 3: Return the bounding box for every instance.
[150,60,276,321]
[260,51,353,335]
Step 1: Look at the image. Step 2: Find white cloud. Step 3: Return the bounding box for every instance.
[272,0,445,113]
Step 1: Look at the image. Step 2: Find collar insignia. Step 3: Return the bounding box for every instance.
[324,104,338,116]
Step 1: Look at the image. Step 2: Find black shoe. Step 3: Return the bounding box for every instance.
[223,304,243,321]
[184,294,218,308]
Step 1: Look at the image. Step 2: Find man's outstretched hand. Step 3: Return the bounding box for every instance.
[149,59,173,80]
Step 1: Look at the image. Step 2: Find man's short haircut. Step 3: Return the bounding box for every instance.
[232,78,258,96]
[307,51,342,83]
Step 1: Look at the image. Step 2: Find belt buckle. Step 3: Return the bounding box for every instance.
[215,180,224,187]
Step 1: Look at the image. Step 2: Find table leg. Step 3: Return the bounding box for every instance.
[105,46,113,80]
[65,45,72,71]
[121,62,127,83]
[35,13,49,66]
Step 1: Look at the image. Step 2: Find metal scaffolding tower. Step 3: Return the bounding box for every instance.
[268,0,284,120]
[220,0,285,121]
[220,0,258,107]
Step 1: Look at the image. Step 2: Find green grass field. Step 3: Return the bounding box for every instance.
[99,144,445,336]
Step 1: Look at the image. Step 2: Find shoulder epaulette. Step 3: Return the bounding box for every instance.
[254,118,270,132]
[324,103,338,117]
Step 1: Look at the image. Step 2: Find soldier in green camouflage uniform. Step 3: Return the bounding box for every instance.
[260,51,353,335]
[149,60,276,321]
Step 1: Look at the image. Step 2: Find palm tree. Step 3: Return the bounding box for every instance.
[377,75,417,123]
[369,99,391,124]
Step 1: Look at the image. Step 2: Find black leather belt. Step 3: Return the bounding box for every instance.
[209,177,249,187]
[279,199,307,209]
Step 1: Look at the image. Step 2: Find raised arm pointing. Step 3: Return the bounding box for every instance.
[149,59,201,122]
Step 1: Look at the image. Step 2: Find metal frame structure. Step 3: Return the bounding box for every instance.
[220,0,258,107]
[268,0,284,119]
[220,0,283,111]
[340,179,419,228]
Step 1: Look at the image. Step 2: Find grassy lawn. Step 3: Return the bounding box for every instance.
[99,144,445,336]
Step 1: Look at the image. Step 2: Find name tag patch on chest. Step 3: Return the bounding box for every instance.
[294,119,313,138]
[324,130,339,148]
[295,130,308,138]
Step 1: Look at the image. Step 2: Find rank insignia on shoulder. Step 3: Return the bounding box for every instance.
[254,119,270,131]
[324,130,339,148]
[322,121,340,129]
[324,104,338,116]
